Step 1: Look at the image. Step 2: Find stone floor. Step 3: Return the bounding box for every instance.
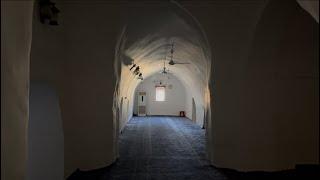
[68,116,319,180]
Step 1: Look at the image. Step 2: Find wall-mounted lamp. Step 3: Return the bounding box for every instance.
[39,0,60,25]
[133,66,140,75]
[129,64,136,71]
[138,73,143,80]
[128,63,143,80]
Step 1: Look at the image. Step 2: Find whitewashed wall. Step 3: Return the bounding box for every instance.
[134,73,187,116]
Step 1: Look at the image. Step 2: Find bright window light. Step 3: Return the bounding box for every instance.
[156,86,165,101]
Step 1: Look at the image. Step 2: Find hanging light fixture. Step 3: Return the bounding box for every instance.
[49,5,60,25]
[167,41,190,65]
[39,0,60,26]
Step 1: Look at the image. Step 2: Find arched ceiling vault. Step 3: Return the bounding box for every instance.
[297,0,319,23]
[116,2,212,109]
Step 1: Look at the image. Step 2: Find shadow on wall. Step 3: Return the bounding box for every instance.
[210,0,319,171]
[27,83,64,180]
[245,0,319,168]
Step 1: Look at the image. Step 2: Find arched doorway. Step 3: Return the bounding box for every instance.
[113,0,212,162]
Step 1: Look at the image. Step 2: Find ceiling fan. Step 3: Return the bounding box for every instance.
[167,42,190,65]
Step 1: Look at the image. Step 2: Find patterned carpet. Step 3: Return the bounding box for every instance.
[109,116,224,180]
[68,116,319,180]
[69,116,226,180]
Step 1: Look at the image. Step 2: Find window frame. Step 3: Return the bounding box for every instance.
[155,86,166,102]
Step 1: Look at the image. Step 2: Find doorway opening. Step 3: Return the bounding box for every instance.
[112,1,212,162]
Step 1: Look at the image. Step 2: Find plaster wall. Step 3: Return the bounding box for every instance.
[27,83,64,180]
[60,4,125,176]
[119,97,132,132]
[184,0,319,170]
[185,92,193,120]
[297,0,319,22]
[133,73,187,116]
[1,1,34,180]
[29,2,123,177]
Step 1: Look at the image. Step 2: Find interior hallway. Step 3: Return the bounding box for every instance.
[1,2,319,179]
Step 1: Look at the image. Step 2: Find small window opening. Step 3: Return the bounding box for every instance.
[155,86,165,101]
